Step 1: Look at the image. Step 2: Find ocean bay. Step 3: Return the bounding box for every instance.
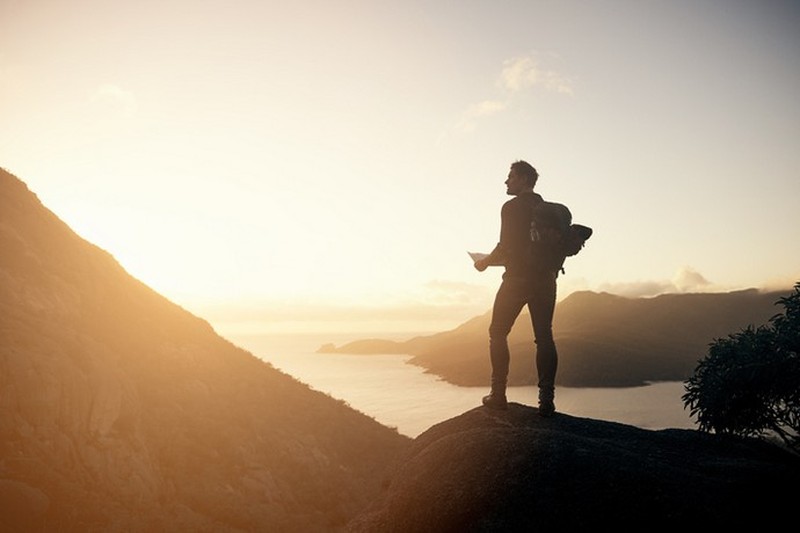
[230,334,697,438]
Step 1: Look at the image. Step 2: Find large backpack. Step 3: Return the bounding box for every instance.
[530,200,592,274]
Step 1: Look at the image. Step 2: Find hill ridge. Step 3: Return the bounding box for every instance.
[323,286,789,387]
[0,167,411,532]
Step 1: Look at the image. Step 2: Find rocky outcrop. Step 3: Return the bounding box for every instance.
[0,168,411,532]
[347,403,799,531]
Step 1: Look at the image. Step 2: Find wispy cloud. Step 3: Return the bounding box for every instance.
[453,52,573,133]
[671,266,711,293]
[499,55,574,95]
[597,266,714,298]
[454,99,507,133]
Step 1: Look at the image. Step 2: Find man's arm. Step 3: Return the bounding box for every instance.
[474,243,504,271]
[474,202,512,271]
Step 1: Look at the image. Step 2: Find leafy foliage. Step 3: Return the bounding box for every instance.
[683,283,800,450]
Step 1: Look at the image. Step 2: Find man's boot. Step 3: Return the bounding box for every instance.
[482,380,508,410]
[538,386,555,417]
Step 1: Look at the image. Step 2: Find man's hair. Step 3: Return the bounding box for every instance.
[511,160,539,187]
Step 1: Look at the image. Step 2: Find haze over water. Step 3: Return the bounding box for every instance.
[230,333,696,438]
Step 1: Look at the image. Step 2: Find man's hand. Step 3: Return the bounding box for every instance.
[474,257,489,272]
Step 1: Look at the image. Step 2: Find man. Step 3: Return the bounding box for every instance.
[474,160,562,417]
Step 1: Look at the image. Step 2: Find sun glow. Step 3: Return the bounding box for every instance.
[3,0,799,336]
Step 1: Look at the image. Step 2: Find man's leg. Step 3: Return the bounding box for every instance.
[529,271,558,416]
[484,278,527,410]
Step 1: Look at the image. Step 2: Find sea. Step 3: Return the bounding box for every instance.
[226,332,698,438]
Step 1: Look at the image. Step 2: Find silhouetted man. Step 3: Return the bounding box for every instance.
[474,160,562,417]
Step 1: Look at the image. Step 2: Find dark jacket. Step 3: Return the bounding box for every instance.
[484,192,546,279]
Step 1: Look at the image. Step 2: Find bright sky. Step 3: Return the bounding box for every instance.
[2,0,799,337]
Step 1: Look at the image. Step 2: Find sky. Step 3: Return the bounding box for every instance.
[2,0,799,340]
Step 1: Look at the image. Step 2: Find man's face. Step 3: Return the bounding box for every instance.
[505,168,526,196]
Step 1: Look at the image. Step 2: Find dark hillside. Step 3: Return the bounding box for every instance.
[0,168,410,532]
[327,289,786,387]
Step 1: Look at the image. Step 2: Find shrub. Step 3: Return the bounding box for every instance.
[682,282,800,451]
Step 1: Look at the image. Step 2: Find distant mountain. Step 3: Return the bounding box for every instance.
[0,168,410,532]
[347,404,799,531]
[326,288,790,388]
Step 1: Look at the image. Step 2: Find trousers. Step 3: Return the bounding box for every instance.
[488,270,558,391]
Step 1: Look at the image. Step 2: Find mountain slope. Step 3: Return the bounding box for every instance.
[327,289,788,387]
[0,168,410,532]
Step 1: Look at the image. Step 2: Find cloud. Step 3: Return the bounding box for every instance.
[90,83,137,118]
[454,99,507,132]
[595,280,675,299]
[671,266,711,292]
[453,52,573,134]
[499,55,574,95]
[592,267,796,300]
[597,266,714,298]
[761,275,800,293]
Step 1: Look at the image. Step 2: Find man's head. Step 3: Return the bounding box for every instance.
[505,160,538,195]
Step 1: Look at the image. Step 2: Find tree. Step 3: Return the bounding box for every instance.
[682,282,800,451]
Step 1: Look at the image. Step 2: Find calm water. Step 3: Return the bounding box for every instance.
[228,333,698,438]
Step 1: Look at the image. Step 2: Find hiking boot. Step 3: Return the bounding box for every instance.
[482,392,508,410]
[538,387,555,417]
[538,399,555,418]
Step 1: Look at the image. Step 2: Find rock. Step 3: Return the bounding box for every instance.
[348,403,799,531]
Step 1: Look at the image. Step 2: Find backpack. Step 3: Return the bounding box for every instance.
[530,200,592,274]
